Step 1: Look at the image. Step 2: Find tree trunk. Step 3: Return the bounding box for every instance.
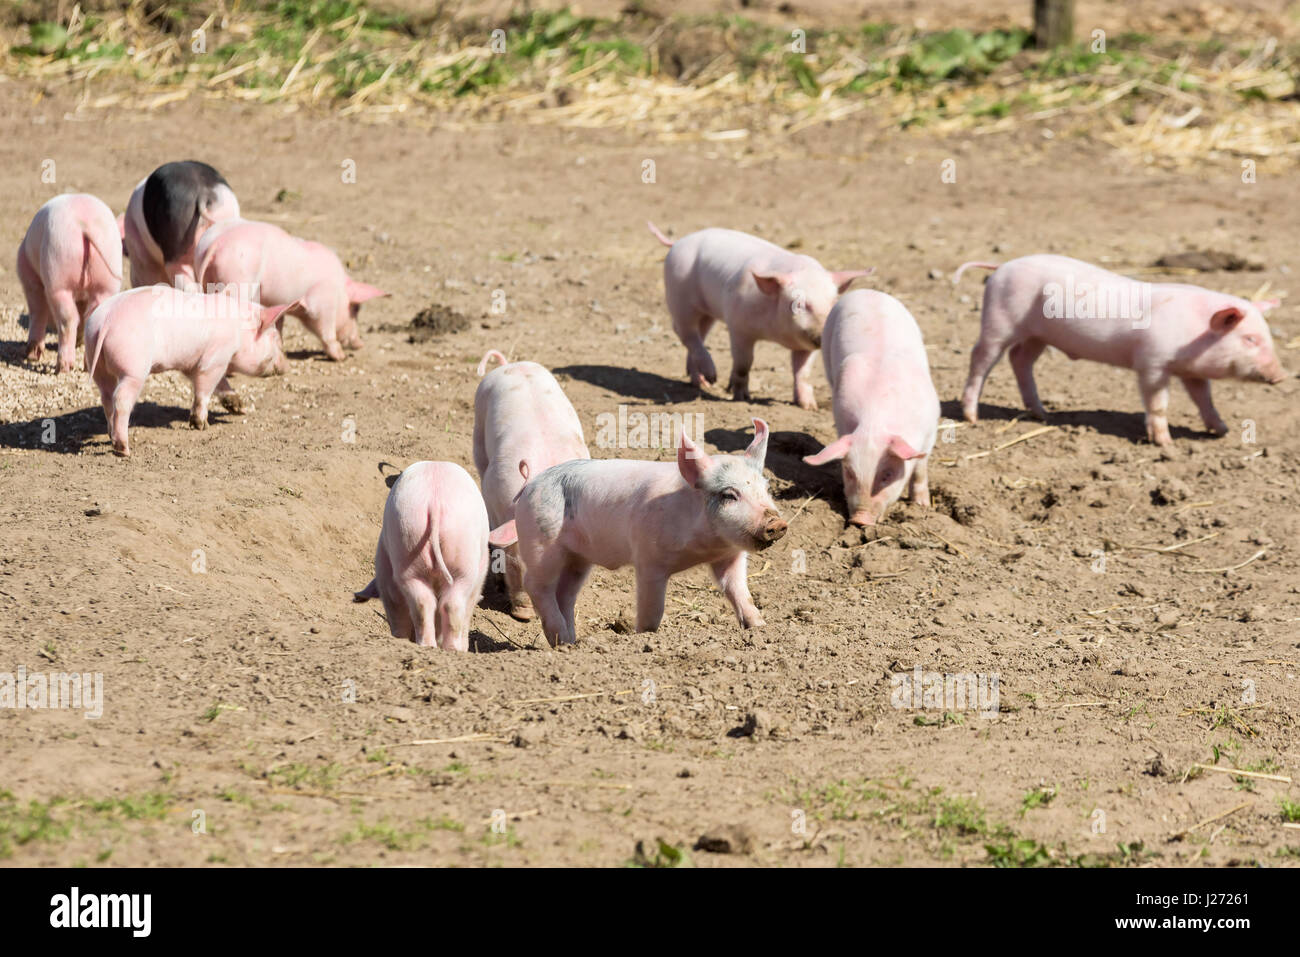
[1034,0,1074,48]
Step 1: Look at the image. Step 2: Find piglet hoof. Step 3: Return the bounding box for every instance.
[189,413,209,431]
[112,443,130,458]
[324,342,346,362]
[1146,424,1173,447]
[740,612,766,629]
[1205,420,1229,438]
[728,380,752,403]
[24,346,42,362]
[218,392,248,414]
[509,603,536,622]
[795,393,818,412]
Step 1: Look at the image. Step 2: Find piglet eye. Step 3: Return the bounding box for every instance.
[721,488,740,502]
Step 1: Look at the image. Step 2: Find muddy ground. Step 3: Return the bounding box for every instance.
[1,17,1298,866]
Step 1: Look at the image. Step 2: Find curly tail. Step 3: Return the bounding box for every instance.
[477,349,508,376]
[951,261,1000,285]
[428,505,454,589]
[81,225,122,282]
[85,305,115,376]
[646,221,674,247]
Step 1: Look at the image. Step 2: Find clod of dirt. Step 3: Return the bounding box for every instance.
[379,304,470,343]
[512,726,545,748]
[1150,477,1191,506]
[1146,752,1168,777]
[694,824,755,855]
[1154,608,1182,630]
[609,616,634,635]
[1153,250,1263,272]
[1240,605,1269,623]
[729,709,775,739]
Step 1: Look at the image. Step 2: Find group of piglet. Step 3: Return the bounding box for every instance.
[16,160,386,455]
[17,165,1287,651]
[353,222,1286,651]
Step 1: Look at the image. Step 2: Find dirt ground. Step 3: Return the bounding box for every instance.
[1,12,1299,866]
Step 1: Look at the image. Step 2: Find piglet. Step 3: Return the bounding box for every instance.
[803,290,939,525]
[955,255,1288,445]
[353,461,490,651]
[84,286,291,457]
[196,219,387,361]
[123,161,240,288]
[648,222,871,409]
[489,420,786,647]
[472,350,591,620]
[17,193,123,373]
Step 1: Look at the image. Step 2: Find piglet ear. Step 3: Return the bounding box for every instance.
[258,300,295,335]
[752,271,787,298]
[803,434,853,466]
[1253,298,1280,314]
[677,431,714,487]
[887,435,925,461]
[346,279,388,304]
[488,520,518,548]
[744,418,770,471]
[1210,306,1245,332]
[830,268,874,293]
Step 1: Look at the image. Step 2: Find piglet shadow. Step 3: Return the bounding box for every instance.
[704,425,843,503]
[948,400,1220,444]
[554,364,727,404]
[0,402,212,455]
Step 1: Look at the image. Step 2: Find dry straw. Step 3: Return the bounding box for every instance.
[4,2,1299,162]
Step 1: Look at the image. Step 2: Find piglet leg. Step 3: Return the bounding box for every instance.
[711,553,764,628]
[727,331,756,402]
[1181,377,1228,436]
[962,333,1009,424]
[110,375,144,457]
[791,349,818,411]
[189,365,228,430]
[17,256,48,361]
[48,289,81,374]
[216,376,247,413]
[1139,369,1173,446]
[910,458,931,508]
[634,567,669,632]
[1008,338,1049,420]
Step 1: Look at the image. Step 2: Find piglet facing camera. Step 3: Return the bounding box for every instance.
[489,420,785,648]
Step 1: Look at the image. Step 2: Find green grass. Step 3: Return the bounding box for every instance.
[6,4,1292,126]
[626,838,689,868]
[784,776,1152,867]
[1279,797,1300,823]
[0,790,174,860]
[340,814,464,852]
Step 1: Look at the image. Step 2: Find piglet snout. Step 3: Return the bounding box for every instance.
[758,510,788,545]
